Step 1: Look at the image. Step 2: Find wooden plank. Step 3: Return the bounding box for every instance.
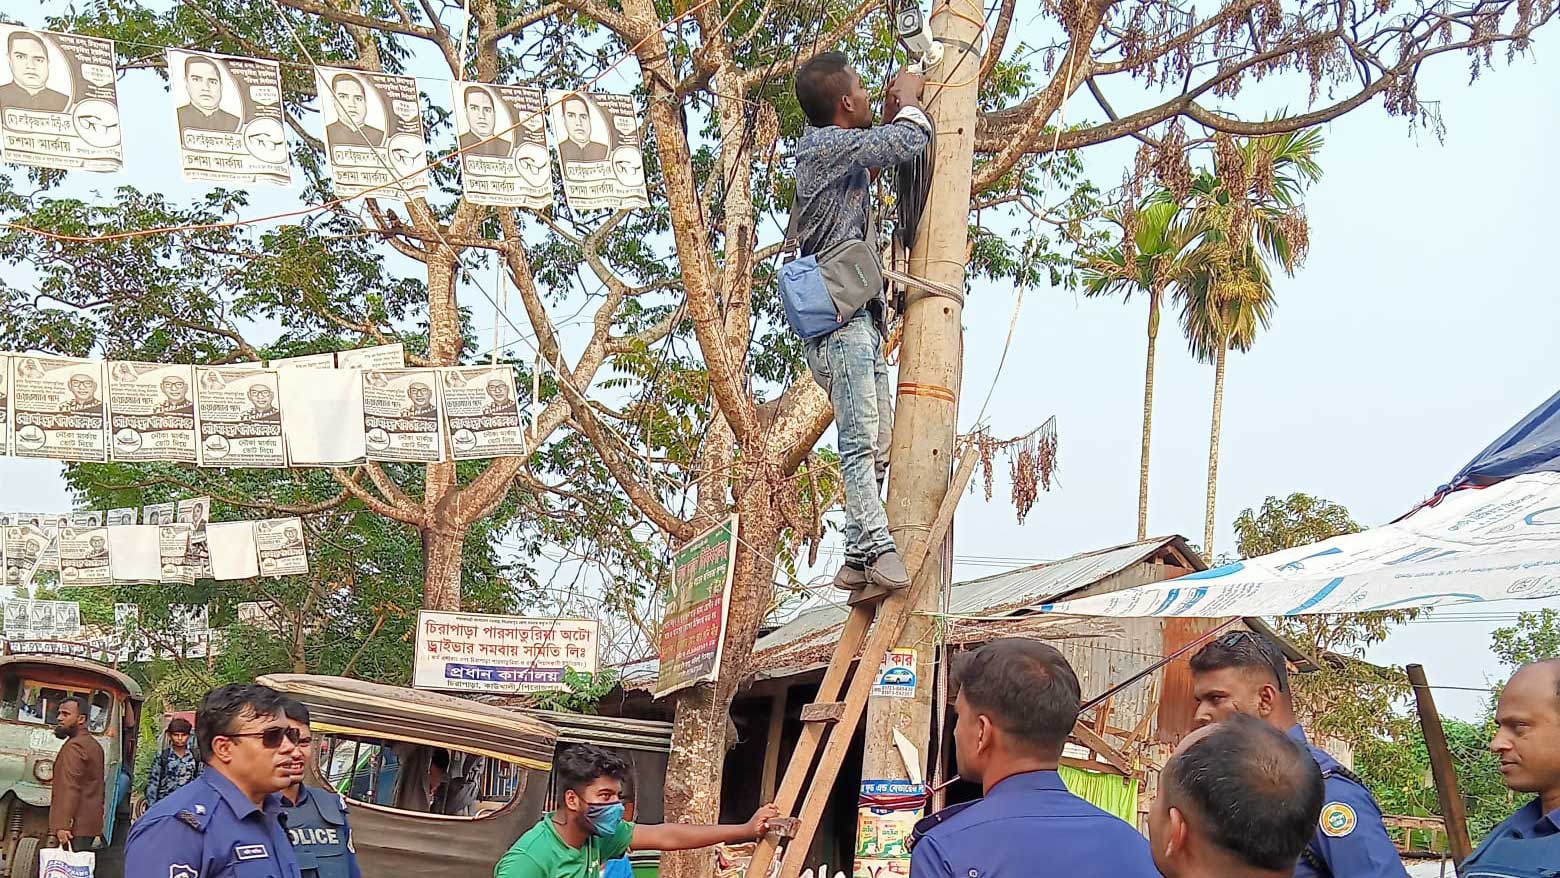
[1059,755,1126,777]
[1407,664,1472,869]
[760,688,787,803]
[1070,722,1131,776]
[770,445,980,878]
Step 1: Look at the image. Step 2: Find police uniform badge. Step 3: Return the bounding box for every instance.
[1319,802,1357,837]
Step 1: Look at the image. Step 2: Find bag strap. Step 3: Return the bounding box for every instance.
[781,191,808,262]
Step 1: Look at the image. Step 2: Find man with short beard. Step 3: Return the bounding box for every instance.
[49,696,105,851]
[126,684,304,878]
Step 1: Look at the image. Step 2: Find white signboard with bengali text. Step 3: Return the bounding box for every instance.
[413,611,597,694]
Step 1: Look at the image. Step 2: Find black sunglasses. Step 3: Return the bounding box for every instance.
[221,726,303,749]
[1214,630,1289,690]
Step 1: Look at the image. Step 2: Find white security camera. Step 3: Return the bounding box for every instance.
[895,1,944,72]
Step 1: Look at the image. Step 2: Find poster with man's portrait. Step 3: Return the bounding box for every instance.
[9,354,108,462]
[451,81,552,209]
[167,49,290,186]
[0,352,8,455]
[0,25,121,172]
[194,365,286,467]
[546,89,648,212]
[108,361,199,463]
[315,66,429,200]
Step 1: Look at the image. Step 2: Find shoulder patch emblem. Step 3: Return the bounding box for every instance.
[1320,802,1357,837]
[170,866,197,878]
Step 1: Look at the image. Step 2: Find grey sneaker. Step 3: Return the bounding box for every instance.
[868,550,910,590]
[833,563,870,591]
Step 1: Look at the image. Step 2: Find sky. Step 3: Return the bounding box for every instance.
[2,6,1558,720]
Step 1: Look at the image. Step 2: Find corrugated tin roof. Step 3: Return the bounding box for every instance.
[746,537,1198,680]
[943,536,1199,615]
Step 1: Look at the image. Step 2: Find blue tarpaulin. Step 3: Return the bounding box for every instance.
[1441,387,1560,492]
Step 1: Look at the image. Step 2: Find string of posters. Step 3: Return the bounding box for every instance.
[2,600,219,661]
[3,496,308,590]
[0,24,650,212]
[0,344,540,467]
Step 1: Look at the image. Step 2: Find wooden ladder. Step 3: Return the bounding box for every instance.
[745,442,981,878]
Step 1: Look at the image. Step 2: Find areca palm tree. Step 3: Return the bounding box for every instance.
[1082,197,1200,541]
[1180,129,1324,556]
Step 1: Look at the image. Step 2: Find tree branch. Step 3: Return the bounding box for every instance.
[329,467,425,524]
[738,0,877,91]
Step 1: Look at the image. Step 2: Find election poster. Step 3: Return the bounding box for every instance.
[655,516,737,697]
[0,26,121,172]
[159,523,194,586]
[166,50,289,186]
[414,611,598,694]
[362,368,443,463]
[105,507,136,527]
[0,352,9,454]
[3,525,47,589]
[194,365,286,467]
[9,355,108,462]
[4,599,80,639]
[177,497,211,578]
[452,81,552,209]
[57,526,110,587]
[336,343,405,370]
[107,361,198,463]
[270,352,336,370]
[547,90,648,212]
[141,501,176,526]
[255,517,307,577]
[440,366,524,459]
[69,511,103,527]
[316,67,429,200]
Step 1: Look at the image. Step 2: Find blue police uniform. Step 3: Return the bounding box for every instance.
[1460,798,1560,878]
[280,786,361,878]
[1288,725,1408,878]
[125,768,302,878]
[907,770,1158,878]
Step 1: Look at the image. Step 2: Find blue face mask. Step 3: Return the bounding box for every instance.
[585,801,625,838]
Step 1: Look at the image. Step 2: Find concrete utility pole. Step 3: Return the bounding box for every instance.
[857,0,984,842]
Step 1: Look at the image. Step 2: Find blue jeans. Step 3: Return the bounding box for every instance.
[805,315,894,563]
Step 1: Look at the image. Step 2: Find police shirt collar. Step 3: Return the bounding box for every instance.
[203,767,285,820]
[1510,798,1560,837]
[986,768,1068,797]
[1285,724,1308,745]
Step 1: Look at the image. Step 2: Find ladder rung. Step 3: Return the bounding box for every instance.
[799,702,846,723]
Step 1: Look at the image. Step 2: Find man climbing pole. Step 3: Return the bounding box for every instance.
[789,51,932,593]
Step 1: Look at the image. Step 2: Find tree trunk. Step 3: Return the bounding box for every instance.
[1203,340,1227,558]
[1137,291,1160,542]
[660,487,782,878]
[422,522,467,612]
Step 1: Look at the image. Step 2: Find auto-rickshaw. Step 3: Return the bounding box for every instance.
[0,653,142,878]
[259,674,672,877]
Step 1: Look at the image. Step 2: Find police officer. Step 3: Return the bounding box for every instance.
[908,639,1159,878]
[126,684,304,878]
[1463,659,1560,874]
[1190,631,1407,878]
[278,699,361,878]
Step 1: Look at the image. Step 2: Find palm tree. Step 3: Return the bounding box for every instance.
[1179,129,1324,556]
[1082,197,1200,541]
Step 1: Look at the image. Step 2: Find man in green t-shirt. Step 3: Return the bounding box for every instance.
[496,743,779,878]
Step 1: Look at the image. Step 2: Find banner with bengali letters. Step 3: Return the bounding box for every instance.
[0,353,8,455]
[0,25,121,172]
[414,610,598,694]
[57,526,109,587]
[316,66,429,201]
[656,516,738,697]
[1043,472,1560,619]
[547,89,648,212]
[9,355,107,462]
[108,361,198,463]
[362,368,444,463]
[452,81,552,209]
[166,49,289,186]
[255,517,307,577]
[440,366,524,459]
[194,365,286,467]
